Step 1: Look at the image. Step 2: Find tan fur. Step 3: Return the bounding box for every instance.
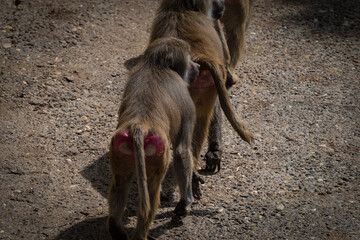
[222,0,255,71]
[150,0,254,169]
[107,38,198,240]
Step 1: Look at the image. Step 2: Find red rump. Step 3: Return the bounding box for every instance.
[188,70,214,93]
[144,134,165,156]
[113,131,164,157]
[113,131,134,155]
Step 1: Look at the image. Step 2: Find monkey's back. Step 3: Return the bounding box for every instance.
[117,65,195,143]
[150,11,226,67]
[178,12,225,64]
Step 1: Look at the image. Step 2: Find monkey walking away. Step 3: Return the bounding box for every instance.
[107,38,200,240]
[124,0,255,177]
[222,0,255,73]
[205,0,255,172]
[148,0,254,199]
[125,0,254,176]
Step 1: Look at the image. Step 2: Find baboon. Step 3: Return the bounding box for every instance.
[149,0,254,199]
[107,38,199,240]
[123,0,254,196]
[206,0,255,172]
[223,0,255,72]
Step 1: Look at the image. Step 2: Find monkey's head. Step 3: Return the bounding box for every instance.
[211,0,225,19]
[144,37,200,84]
[161,0,225,20]
[186,0,225,20]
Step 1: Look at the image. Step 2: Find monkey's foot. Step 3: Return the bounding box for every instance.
[192,171,205,200]
[173,199,191,217]
[204,149,222,173]
[225,69,239,89]
[148,235,157,240]
[108,217,128,240]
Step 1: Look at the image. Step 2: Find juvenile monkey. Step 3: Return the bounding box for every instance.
[206,0,255,172]
[149,0,254,199]
[107,38,199,240]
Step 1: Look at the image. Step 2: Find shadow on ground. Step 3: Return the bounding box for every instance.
[59,152,218,240]
[275,0,360,37]
[54,217,110,240]
[54,208,217,240]
[81,152,111,198]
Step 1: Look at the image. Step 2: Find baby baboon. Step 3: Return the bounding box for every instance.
[149,0,254,198]
[206,0,255,172]
[107,38,199,240]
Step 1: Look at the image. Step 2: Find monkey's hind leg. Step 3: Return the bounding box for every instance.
[191,113,215,200]
[205,99,222,173]
[173,120,195,217]
[133,150,169,240]
[173,145,193,218]
[107,173,134,240]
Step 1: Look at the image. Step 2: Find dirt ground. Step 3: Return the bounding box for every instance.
[0,0,359,239]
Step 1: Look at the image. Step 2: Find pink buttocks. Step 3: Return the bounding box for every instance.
[113,131,164,157]
[144,134,165,156]
[113,131,134,155]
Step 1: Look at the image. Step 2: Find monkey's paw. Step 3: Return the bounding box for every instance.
[147,235,157,240]
[192,172,205,200]
[204,150,222,173]
[226,69,239,89]
[108,217,128,240]
[173,199,190,217]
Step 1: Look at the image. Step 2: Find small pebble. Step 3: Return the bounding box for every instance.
[2,43,11,48]
[276,204,285,211]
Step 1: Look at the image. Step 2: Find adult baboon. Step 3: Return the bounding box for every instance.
[107,38,199,240]
[149,0,254,199]
[223,0,255,71]
[206,0,255,172]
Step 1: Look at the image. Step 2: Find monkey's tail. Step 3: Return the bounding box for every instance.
[208,62,255,146]
[130,124,151,220]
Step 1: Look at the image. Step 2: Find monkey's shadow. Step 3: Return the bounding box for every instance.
[53,211,217,240]
[54,152,217,239]
[78,152,181,207]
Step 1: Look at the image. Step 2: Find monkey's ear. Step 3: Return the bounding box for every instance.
[165,53,186,78]
[166,58,180,75]
[124,55,142,70]
[164,52,176,70]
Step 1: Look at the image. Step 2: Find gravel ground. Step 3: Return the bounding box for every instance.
[0,0,359,239]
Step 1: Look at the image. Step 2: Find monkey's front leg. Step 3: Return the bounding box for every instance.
[205,99,223,173]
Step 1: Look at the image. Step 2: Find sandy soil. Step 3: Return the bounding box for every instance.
[0,0,359,239]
